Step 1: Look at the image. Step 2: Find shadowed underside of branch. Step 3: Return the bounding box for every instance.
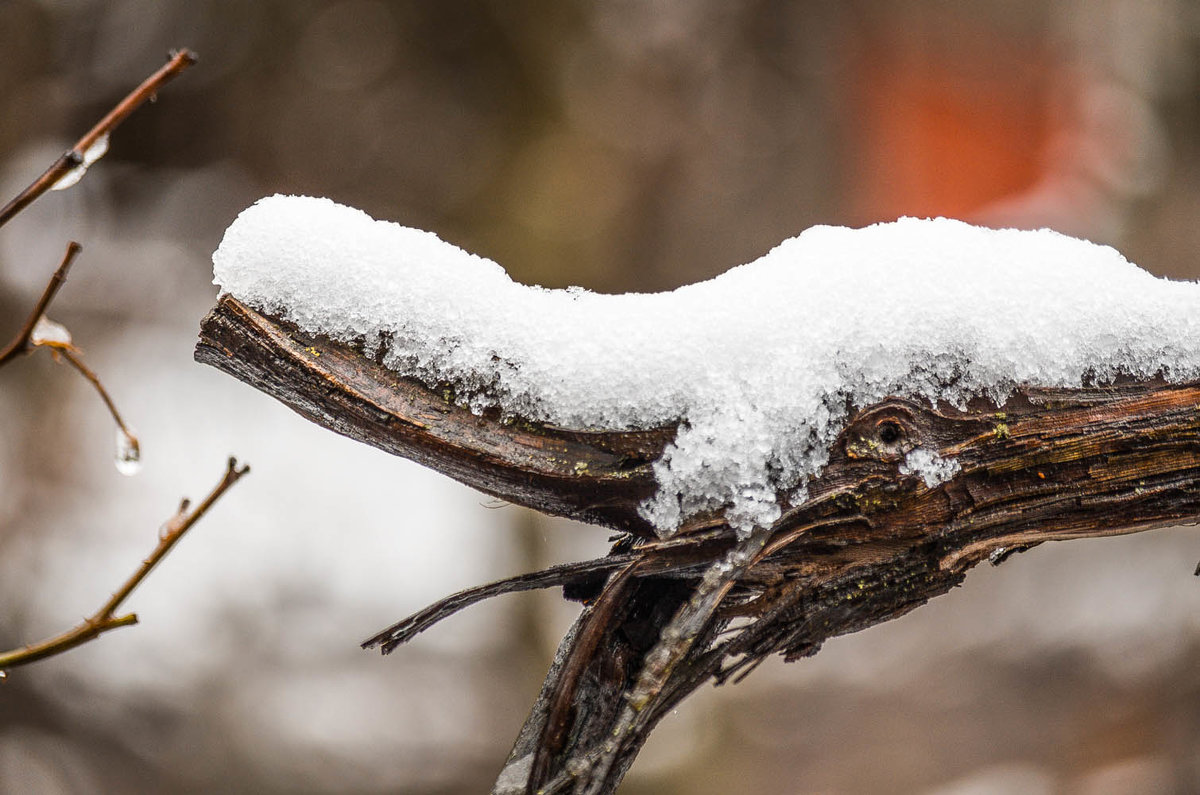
[197,294,1200,794]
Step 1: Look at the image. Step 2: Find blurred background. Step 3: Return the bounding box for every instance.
[1,1,1200,793]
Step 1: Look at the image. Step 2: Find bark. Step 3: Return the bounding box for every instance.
[197,295,1200,793]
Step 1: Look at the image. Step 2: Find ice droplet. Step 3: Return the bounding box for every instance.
[29,315,72,346]
[51,133,110,191]
[114,428,141,476]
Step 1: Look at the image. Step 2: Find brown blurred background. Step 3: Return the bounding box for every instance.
[2,1,1200,793]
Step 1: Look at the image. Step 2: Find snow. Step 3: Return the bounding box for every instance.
[212,195,1200,537]
[50,133,109,191]
[900,448,962,489]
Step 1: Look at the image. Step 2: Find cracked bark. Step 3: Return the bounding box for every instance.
[197,294,1200,794]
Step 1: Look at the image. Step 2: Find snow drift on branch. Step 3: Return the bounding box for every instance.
[213,195,1200,536]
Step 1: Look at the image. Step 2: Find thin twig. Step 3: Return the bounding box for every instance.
[0,242,81,367]
[0,48,197,230]
[0,248,141,467]
[361,553,640,653]
[0,457,249,671]
[47,344,136,444]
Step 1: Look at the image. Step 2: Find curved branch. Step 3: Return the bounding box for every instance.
[197,296,1200,794]
[362,553,638,653]
[197,295,680,536]
[0,242,81,367]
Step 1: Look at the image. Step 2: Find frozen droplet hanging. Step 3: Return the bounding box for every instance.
[114,427,141,476]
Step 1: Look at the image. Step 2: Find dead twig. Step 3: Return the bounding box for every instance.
[0,49,197,230]
[361,553,641,653]
[0,457,250,672]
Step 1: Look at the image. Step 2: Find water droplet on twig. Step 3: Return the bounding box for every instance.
[51,134,110,191]
[30,316,72,346]
[115,428,141,476]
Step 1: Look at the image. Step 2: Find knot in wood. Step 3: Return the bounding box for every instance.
[842,400,923,462]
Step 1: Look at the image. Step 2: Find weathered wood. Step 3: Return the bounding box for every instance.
[197,295,1200,794]
[197,294,679,537]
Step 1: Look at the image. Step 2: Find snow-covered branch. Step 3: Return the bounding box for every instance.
[197,299,1200,794]
[197,197,1200,793]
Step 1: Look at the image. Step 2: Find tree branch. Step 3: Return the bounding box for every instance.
[196,295,1200,794]
[0,46,238,684]
[0,457,249,672]
[0,48,197,230]
[0,240,141,465]
[49,344,140,461]
[0,242,81,367]
[196,294,679,537]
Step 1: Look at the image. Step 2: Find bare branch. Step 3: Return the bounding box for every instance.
[0,242,81,367]
[0,457,249,672]
[0,48,197,230]
[362,527,730,653]
[361,554,638,653]
[0,245,139,462]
